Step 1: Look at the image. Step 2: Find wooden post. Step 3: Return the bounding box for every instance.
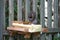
[54,0,58,28]
[25,0,30,21]
[9,0,14,40]
[9,0,14,27]
[17,0,22,21]
[40,0,45,40]
[0,0,5,40]
[32,0,37,19]
[46,0,52,40]
[54,0,59,39]
[47,0,52,28]
[46,34,52,40]
[40,34,46,40]
[40,0,45,27]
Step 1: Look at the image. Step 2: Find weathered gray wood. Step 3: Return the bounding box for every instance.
[3,31,9,40]
[54,0,59,39]
[0,0,5,40]
[46,34,52,40]
[40,0,45,40]
[9,0,14,26]
[3,36,5,40]
[47,0,52,28]
[33,36,40,40]
[9,36,14,40]
[9,0,14,40]
[46,0,52,40]
[25,0,30,21]
[32,0,37,19]
[40,34,46,40]
[4,0,6,31]
[40,0,45,27]
[32,0,37,12]
[17,0,22,21]
[47,0,52,40]
[17,35,24,40]
[54,0,58,28]
[47,28,60,33]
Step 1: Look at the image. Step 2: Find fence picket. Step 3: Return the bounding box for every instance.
[0,0,5,40]
[33,0,37,19]
[47,0,52,28]
[17,0,22,21]
[54,0,59,40]
[9,0,14,26]
[40,0,45,27]
[54,0,58,28]
[9,0,14,40]
[40,0,45,40]
[25,0,30,21]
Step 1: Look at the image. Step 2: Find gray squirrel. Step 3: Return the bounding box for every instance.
[28,11,37,24]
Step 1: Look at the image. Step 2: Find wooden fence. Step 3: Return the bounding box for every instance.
[0,0,60,40]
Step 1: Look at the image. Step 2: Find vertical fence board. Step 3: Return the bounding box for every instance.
[40,0,45,40]
[25,0,30,21]
[3,0,6,40]
[32,0,37,19]
[47,0,52,40]
[54,0,58,28]
[40,0,45,27]
[54,0,58,40]
[9,0,14,40]
[47,0,52,28]
[40,34,46,40]
[9,0,14,26]
[17,0,24,40]
[17,0,22,21]
[9,36,14,40]
[4,0,6,31]
[46,34,52,40]
[32,1,38,39]
[0,0,5,40]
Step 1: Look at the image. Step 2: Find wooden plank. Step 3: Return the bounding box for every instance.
[54,0,58,28]
[40,0,45,40]
[9,0,14,26]
[46,34,52,40]
[47,0,52,40]
[0,0,5,40]
[25,0,30,21]
[32,0,37,19]
[9,36,14,40]
[17,0,22,21]
[54,0,59,39]
[32,0,37,12]
[9,0,14,40]
[47,0,52,28]
[3,1,6,40]
[40,34,46,40]
[42,28,60,33]
[4,0,6,31]
[48,28,60,33]
[40,0,45,27]
[33,35,40,40]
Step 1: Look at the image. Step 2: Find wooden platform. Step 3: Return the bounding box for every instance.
[7,26,48,38]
